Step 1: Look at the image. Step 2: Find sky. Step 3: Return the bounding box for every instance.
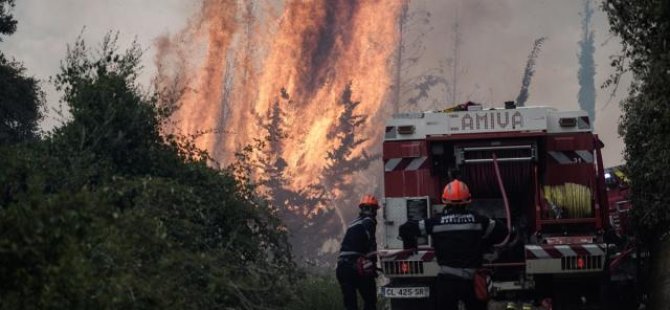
[403,0,628,166]
[1,0,628,166]
[2,0,197,127]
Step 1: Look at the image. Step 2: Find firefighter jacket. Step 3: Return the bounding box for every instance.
[338,215,377,263]
[399,208,507,269]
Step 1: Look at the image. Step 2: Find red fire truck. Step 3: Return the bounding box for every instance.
[378,102,624,309]
[605,166,632,238]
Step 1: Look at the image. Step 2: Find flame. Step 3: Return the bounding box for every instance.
[156,0,400,207]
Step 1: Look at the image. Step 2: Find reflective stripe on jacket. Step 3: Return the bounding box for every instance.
[338,215,377,262]
[418,209,507,268]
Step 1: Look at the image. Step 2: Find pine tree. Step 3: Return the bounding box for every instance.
[577,0,596,123]
[320,84,380,245]
[255,89,334,265]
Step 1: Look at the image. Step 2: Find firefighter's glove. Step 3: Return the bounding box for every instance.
[356,257,377,278]
[399,221,420,250]
[399,221,420,239]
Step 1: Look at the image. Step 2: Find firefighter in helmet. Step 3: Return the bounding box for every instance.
[336,194,379,310]
[399,179,508,310]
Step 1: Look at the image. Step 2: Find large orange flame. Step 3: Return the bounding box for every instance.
[156,0,400,219]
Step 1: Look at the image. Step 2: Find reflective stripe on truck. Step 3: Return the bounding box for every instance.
[525,244,608,274]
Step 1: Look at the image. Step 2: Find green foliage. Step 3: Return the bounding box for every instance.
[603,0,670,243]
[602,6,670,304]
[0,54,45,145]
[52,34,179,177]
[0,0,45,145]
[0,33,296,309]
[285,272,389,310]
[284,273,344,310]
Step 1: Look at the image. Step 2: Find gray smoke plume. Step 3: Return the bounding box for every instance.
[577,0,596,123]
[515,37,546,107]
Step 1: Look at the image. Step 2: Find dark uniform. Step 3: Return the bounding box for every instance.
[401,207,507,310]
[337,215,378,310]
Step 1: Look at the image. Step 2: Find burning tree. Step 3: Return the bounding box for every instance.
[255,85,381,266]
[320,84,380,232]
[255,89,340,266]
[156,0,401,266]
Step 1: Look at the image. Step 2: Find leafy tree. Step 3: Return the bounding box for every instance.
[0,56,44,145]
[0,0,44,145]
[0,33,295,309]
[604,0,670,307]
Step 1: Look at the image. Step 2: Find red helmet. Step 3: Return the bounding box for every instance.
[359,194,380,209]
[442,180,471,205]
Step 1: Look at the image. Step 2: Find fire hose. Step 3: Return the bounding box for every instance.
[390,153,513,258]
[608,245,636,272]
[492,153,512,247]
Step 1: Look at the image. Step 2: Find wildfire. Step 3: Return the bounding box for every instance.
[155,0,401,220]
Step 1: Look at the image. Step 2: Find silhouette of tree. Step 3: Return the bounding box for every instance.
[320,84,380,238]
[516,37,546,107]
[605,0,670,306]
[578,0,596,123]
[255,89,336,265]
[393,0,447,112]
[0,0,44,145]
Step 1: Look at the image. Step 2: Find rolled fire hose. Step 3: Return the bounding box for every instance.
[492,153,512,247]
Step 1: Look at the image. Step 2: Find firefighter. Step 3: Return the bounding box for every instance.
[399,180,508,310]
[336,194,379,310]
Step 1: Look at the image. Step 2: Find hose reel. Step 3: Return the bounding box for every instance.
[455,143,536,199]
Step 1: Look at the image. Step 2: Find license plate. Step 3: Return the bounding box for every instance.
[380,286,430,298]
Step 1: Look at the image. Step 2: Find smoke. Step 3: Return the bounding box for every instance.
[577,0,596,124]
[516,37,546,107]
[2,0,627,166]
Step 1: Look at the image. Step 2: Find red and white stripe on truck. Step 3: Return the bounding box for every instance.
[525,244,608,274]
[379,249,439,277]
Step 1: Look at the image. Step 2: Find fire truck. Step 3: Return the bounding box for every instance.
[605,165,632,238]
[378,102,624,309]
[602,165,646,309]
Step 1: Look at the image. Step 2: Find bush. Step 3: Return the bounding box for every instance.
[286,273,344,310]
[0,34,294,309]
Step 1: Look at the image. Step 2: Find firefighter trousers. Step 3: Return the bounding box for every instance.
[336,261,376,310]
[435,274,487,310]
